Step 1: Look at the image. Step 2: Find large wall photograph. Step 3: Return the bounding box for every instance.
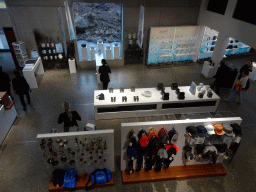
[72,2,123,61]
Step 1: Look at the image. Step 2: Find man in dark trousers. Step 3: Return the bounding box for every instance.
[210,60,229,95]
[12,70,31,111]
[98,59,111,90]
[0,66,13,100]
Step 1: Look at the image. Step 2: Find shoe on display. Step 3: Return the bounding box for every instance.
[223,99,229,102]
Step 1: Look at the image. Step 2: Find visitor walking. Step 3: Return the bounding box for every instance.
[0,66,14,100]
[12,70,31,111]
[224,69,249,104]
[98,59,111,90]
[210,60,229,95]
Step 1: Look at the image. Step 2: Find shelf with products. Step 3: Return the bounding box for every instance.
[121,117,242,184]
[174,53,196,56]
[159,54,173,57]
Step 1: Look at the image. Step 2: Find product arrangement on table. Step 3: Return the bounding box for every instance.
[121,117,242,184]
[94,83,220,120]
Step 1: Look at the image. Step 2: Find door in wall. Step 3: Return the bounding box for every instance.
[0,27,17,72]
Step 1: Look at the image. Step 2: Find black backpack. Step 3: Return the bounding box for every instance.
[53,169,65,187]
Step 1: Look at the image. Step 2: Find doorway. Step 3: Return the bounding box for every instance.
[0,27,18,73]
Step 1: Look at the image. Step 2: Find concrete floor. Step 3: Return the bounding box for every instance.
[1,55,256,192]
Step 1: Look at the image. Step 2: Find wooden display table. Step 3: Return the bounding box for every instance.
[49,173,114,192]
[122,163,227,184]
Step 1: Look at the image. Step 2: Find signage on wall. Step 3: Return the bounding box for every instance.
[137,5,144,49]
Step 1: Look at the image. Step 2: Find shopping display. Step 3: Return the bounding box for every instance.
[121,117,242,182]
[94,86,220,120]
[147,26,200,65]
[37,130,114,175]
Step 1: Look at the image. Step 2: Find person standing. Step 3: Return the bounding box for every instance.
[210,60,229,95]
[238,60,252,79]
[12,70,31,111]
[58,102,81,132]
[98,59,111,90]
[0,66,13,100]
[224,69,249,104]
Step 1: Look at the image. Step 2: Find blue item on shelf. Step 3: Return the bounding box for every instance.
[90,168,112,185]
[63,169,77,188]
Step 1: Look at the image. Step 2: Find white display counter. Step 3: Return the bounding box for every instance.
[248,62,256,81]
[202,61,215,78]
[94,86,220,120]
[95,53,103,84]
[68,59,76,73]
[22,57,44,89]
[0,105,17,145]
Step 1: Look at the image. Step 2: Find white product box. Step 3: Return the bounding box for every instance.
[86,123,96,131]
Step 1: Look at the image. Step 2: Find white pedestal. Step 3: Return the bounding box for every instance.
[68,59,76,73]
[22,57,44,89]
[97,41,104,55]
[106,46,111,60]
[202,61,215,78]
[90,47,96,61]
[81,47,88,61]
[114,45,119,59]
[249,63,256,81]
[0,105,17,145]
[95,53,104,84]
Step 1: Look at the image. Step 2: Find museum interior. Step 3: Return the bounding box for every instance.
[0,0,256,192]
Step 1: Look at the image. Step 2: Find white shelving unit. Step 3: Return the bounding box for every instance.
[12,41,29,67]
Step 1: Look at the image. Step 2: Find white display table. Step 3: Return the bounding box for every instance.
[248,62,256,81]
[95,53,103,84]
[94,86,220,120]
[22,57,44,89]
[68,59,76,73]
[0,105,17,145]
[202,61,215,78]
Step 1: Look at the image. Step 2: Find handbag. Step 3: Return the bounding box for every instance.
[90,168,112,185]
[63,169,77,188]
[234,79,242,93]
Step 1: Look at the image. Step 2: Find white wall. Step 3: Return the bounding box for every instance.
[197,0,256,50]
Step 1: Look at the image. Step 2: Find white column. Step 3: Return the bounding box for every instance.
[211,33,230,73]
[192,26,206,62]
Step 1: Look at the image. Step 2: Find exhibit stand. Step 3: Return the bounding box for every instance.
[95,53,103,84]
[0,92,17,146]
[202,61,215,78]
[22,57,44,89]
[121,117,242,184]
[36,130,114,191]
[68,58,76,73]
[94,86,220,120]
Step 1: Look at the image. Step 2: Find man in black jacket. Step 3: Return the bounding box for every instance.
[210,60,229,95]
[0,66,13,100]
[98,59,111,90]
[12,70,31,111]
